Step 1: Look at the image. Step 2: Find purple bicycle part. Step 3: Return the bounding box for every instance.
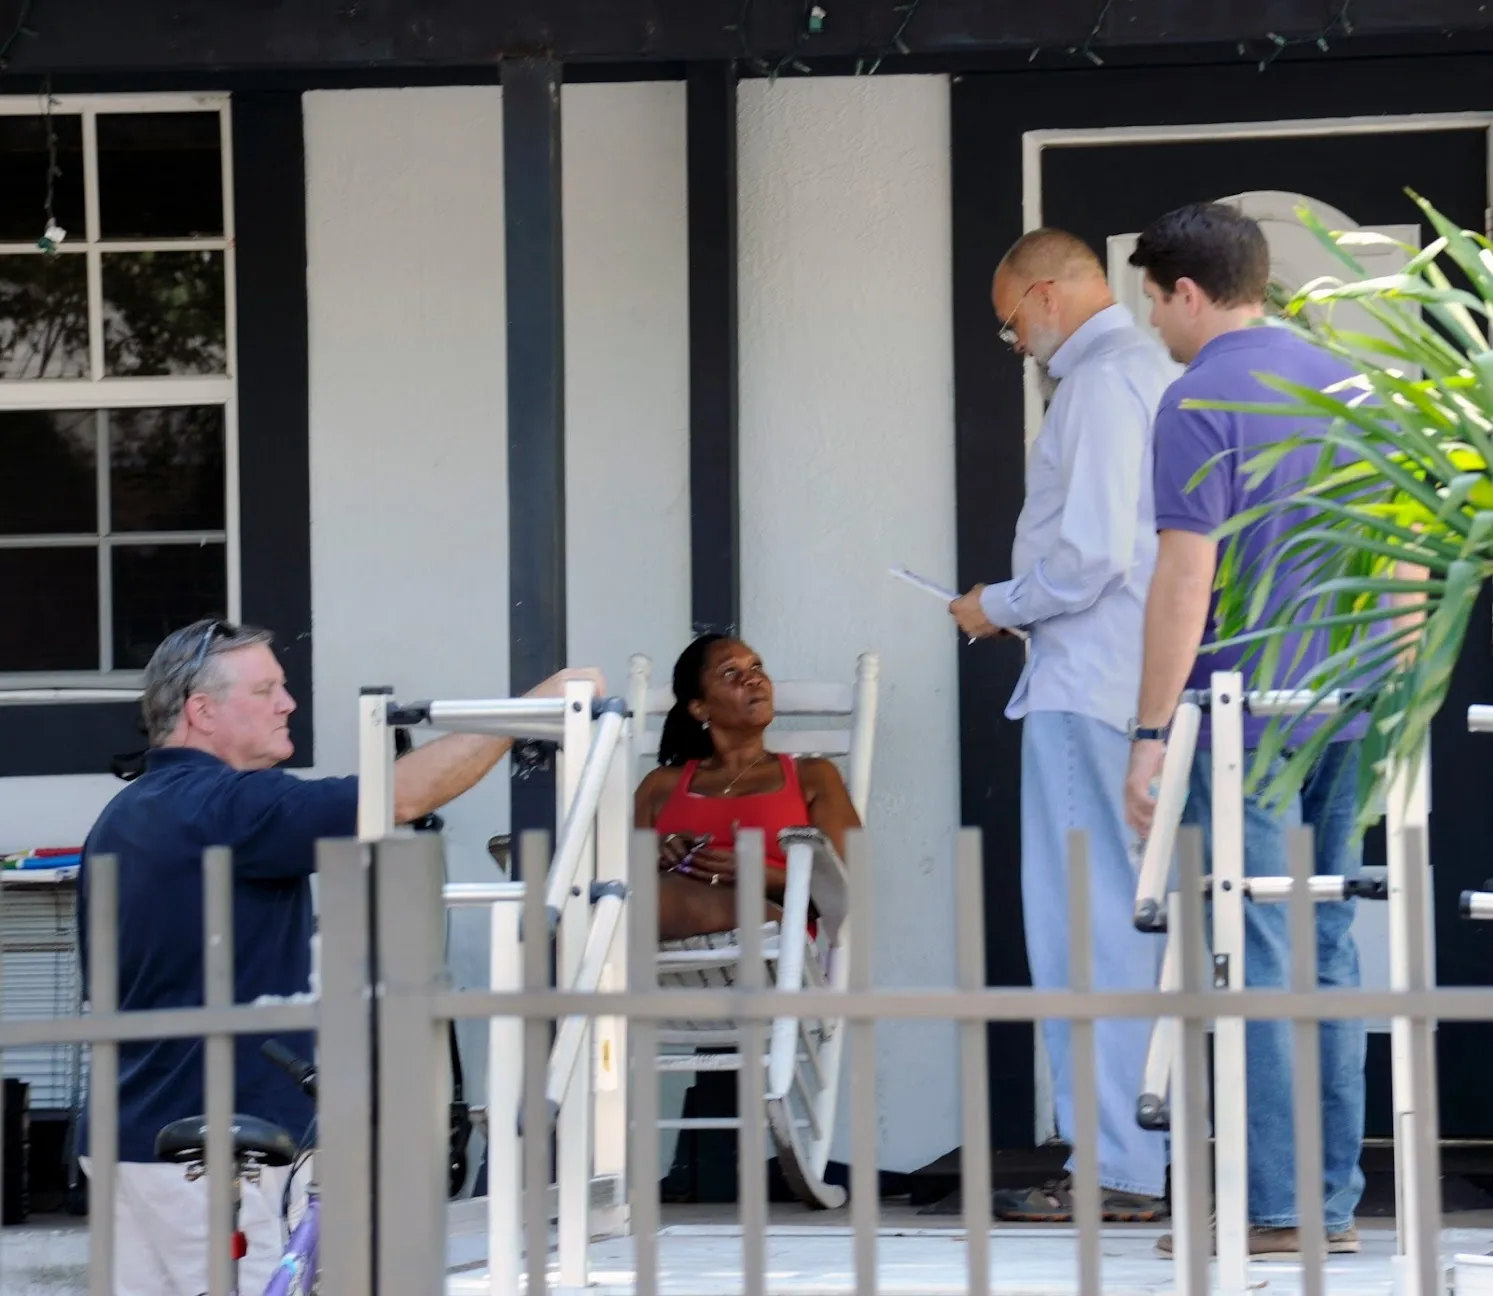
[262,1187,320,1295]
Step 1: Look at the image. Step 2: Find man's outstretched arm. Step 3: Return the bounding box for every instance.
[393,667,605,824]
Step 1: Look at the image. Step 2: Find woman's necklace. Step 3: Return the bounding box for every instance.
[720,751,769,796]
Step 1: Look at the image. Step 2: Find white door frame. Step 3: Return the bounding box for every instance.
[1017,110,1493,1145]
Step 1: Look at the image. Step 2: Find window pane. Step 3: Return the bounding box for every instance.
[0,411,97,535]
[112,542,226,670]
[110,406,225,532]
[97,112,224,240]
[102,251,226,376]
[0,548,99,672]
[0,253,89,378]
[0,114,84,243]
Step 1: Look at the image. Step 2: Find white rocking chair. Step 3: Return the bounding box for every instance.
[625,651,880,1209]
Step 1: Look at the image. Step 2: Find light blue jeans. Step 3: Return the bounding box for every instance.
[1021,711,1169,1198]
[1182,739,1368,1231]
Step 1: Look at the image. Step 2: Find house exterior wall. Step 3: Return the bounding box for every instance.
[301,76,962,1173]
[289,77,960,1171]
[0,73,961,1176]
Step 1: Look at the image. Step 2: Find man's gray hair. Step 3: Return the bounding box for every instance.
[141,618,275,747]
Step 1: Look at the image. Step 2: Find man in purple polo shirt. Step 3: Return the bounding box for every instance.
[1121,202,1366,1260]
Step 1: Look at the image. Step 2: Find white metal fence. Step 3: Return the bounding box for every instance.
[33,682,1493,1293]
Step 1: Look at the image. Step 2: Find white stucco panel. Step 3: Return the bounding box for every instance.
[562,82,692,689]
[738,75,962,1174]
[303,82,692,1135]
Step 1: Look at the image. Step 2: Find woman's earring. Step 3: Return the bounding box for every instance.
[701,719,710,730]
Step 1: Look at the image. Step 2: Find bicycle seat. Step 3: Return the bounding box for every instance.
[154,1114,298,1168]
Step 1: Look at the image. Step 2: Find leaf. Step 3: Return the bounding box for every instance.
[1334,230,1425,255]
[1410,190,1493,309]
[1423,259,1491,354]
[1401,236,1451,277]
[1295,274,1490,316]
[1220,605,1426,648]
[1295,203,1372,280]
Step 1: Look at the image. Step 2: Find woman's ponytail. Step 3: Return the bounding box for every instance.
[658,700,713,767]
[657,632,726,767]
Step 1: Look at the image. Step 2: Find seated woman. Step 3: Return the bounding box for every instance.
[635,634,860,942]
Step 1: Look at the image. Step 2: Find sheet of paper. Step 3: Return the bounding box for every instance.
[888,565,958,603]
[888,565,1029,641]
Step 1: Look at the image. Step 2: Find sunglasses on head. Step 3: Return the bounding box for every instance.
[185,619,235,688]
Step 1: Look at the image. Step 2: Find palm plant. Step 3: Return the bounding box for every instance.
[1181,191,1493,829]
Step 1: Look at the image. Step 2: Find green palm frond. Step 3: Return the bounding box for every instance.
[1178,188,1493,830]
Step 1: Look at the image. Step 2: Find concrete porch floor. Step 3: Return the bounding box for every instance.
[450,1201,1493,1295]
[5,1202,1493,1293]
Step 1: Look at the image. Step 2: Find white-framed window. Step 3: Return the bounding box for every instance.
[0,92,238,688]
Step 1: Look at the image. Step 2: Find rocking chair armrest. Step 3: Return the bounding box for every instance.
[777,826,850,944]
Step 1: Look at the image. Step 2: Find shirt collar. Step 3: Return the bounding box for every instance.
[145,745,229,770]
[1046,303,1136,381]
[1188,318,1278,368]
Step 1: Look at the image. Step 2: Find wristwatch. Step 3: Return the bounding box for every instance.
[1126,719,1169,743]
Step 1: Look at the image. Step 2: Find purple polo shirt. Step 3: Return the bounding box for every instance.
[1153,323,1371,749]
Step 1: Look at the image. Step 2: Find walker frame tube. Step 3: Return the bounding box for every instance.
[1131,700,1201,933]
[1137,676,1432,1293]
[1211,673,1250,1296]
[358,677,634,1294]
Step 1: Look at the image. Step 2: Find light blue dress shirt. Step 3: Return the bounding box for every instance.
[979,303,1181,734]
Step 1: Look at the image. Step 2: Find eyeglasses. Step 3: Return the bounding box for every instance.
[184,619,234,691]
[997,279,1053,347]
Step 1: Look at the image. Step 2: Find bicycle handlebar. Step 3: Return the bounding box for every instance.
[261,1040,318,1100]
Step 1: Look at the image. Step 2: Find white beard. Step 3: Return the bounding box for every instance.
[1036,361,1058,405]
[1026,322,1063,405]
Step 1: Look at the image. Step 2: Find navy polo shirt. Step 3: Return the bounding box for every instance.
[76,747,359,1163]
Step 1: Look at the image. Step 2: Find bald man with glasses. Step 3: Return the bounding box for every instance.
[949,228,1180,1222]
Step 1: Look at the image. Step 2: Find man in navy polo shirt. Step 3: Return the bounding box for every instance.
[76,617,599,1293]
[1120,202,1367,1260]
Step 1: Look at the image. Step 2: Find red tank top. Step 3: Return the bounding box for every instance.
[653,753,810,866]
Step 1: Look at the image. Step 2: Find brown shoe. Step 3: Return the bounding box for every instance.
[1156,1224,1361,1258]
[990,1175,1169,1223]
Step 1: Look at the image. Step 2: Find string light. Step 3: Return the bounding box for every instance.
[0,1,60,252]
[857,0,926,75]
[766,0,827,79]
[725,0,774,76]
[1249,0,1354,70]
[725,0,927,78]
[36,75,65,255]
[1073,0,1113,66]
[1029,0,1353,70]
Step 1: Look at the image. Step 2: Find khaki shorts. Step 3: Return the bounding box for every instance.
[79,1154,311,1295]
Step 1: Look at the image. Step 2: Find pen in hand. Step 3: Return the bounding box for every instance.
[675,833,713,877]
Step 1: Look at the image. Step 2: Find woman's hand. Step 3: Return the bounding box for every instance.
[657,834,736,887]
[657,833,698,873]
[679,846,736,888]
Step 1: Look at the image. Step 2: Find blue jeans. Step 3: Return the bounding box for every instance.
[1182,739,1368,1231]
[1022,712,1169,1198]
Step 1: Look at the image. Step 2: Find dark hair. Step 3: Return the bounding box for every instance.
[1127,202,1270,308]
[657,633,727,767]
